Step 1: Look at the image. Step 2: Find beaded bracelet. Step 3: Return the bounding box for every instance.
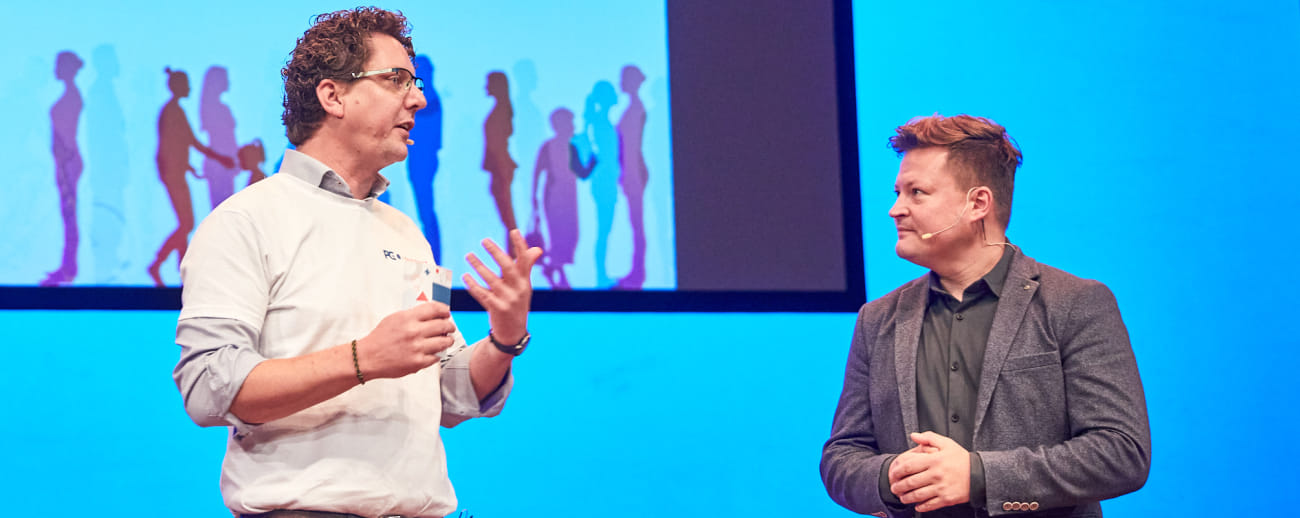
[351,339,366,385]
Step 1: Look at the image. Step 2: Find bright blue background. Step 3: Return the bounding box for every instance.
[3,1,1299,516]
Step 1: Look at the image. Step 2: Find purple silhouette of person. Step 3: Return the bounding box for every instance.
[148,67,234,287]
[532,108,596,289]
[40,51,85,286]
[483,71,519,247]
[199,66,239,208]
[616,65,649,289]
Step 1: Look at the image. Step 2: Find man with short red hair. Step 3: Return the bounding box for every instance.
[822,115,1150,517]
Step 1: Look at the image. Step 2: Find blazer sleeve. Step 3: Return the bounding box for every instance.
[821,306,905,517]
[979,281,1152,513]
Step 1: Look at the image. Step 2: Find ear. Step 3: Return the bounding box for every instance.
[316,78,347,119]
[967,186,996,223]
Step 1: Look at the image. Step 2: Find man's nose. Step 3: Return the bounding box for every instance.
[408,86,428,110]
[888,198,906,218]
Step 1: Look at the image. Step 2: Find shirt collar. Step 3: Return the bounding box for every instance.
[280,149,391,200]
[927,245,1017,299]
[981,245,1015,297]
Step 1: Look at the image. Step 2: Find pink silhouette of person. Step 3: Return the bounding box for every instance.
[483,71,519,247]
[40,51,85,286]
[237,138,267,186]
[616,65,649,289]
[149,67,233,287]
[531,108,596,289]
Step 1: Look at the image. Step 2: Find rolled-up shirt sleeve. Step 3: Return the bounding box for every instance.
[173,316,266,433]
[439,336,513,428]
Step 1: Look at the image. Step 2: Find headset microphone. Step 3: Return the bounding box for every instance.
[920,187,977,240]
[406,139,415,145]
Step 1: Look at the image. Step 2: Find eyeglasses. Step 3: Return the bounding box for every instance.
[351,67,424,93]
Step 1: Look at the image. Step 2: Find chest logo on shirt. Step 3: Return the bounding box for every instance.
[383,249,402,261]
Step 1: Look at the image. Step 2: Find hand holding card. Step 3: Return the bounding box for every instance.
[398,262,465,363]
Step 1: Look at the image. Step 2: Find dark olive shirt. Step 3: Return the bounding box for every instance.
[879,247,1015,516]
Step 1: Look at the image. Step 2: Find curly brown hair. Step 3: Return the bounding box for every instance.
[889,114,1023,229]
[282,7,415,146]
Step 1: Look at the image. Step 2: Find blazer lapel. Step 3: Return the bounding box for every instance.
[893,280,927,438]
[973,252,1040,436]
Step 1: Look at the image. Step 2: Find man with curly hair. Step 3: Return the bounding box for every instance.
[173,8,542,517]
[821,115,1150,517]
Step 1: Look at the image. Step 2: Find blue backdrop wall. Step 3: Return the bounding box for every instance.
[3,1,1299,515]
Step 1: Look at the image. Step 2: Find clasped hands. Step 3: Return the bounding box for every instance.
[888,431,972,513]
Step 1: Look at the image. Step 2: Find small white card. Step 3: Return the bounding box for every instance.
[428,266,453,305]
[403,263,453,309]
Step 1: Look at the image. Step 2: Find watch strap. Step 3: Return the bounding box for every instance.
[489,330,529,356]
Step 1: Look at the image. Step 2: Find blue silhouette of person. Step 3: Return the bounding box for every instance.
[87,44,130,283]
[407,55,443,263]
[578,81,620,288]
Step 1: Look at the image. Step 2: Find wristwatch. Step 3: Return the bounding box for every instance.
[489,330,530,356]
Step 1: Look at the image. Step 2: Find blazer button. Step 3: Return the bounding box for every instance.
[1002,502,1013,511]
[1029,502,1039,511]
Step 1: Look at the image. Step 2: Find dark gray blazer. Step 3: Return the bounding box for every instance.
[822,252,1150,517]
